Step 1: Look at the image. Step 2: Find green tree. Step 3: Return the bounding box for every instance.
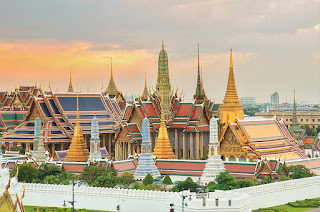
[162,175,173,185]
[145,184,159,191]
[214,171,237,190]
[80,162,117,187]
[288,165,313,179]
[207,181,216,192]
[130,182,141,190]
[262,176,273,184]
[301,125,317,136]
[118,172,135,188]
[143,173,154,186]
[277,164,289,177]
[1,146,6,154]
[176,177,198,192]
[11,163,38,183]
[43,175,61,184]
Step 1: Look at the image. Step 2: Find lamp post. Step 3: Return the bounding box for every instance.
[181,190,192,212]
[63,176,76,212]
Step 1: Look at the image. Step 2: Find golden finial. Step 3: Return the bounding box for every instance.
[70,67,72,84]
[110,57,113,79]
[76,85,80,123]
[230,49,233,69]
[145,72,147,87]
[161,40,164,50]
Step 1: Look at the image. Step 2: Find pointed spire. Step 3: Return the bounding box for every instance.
[161,40,164,50]
[292,89,298,126]
[65,86,89,162]
[110,57,113,79]
[223,49,240,105]
[141,72,149,101]
[67,67,74,92]
[104,57,119,98]
[153,88,175,159]
[194,43,207,104]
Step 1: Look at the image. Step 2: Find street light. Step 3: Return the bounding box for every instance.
[63,176,76,212]
[181,191,192,212]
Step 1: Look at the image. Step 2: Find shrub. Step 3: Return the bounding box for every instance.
[214,171,237,190]
[162,175,173,185]
[118,172,135,188]
[11,163,38,183]
[176,177,198,192]
[143,173,154,186]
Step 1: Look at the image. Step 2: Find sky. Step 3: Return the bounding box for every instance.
[0,0,319,104]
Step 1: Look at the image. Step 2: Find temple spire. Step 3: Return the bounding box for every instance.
[141,72,149,101]
[67,67,74,92]
[104,57,119,98]
[153,89,175,159]
[218,49,244,130]
[223,49,240,105]
[194,43,207,104]
[65,87,89,162]
[292,89,298,126]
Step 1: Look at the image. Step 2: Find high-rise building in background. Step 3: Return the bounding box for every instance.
[271,92,279,110]
[239,97,256,106]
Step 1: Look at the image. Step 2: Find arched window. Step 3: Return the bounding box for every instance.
[229,155,236,161]
[221,155,226,161]
[239,155,246,162]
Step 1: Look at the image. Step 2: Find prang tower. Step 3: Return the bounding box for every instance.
[156,41,172,120]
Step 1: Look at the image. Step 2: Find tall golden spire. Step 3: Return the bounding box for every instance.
[223,49,240,104]
[67,67,74,92]
[194,43,207,104]
[65,88,89,162]
[219,49,244,129]
[153,89,175,159]
[141,72,149,101]
[104,57,119,98]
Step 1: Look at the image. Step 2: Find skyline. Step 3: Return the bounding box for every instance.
[0,0,319,103]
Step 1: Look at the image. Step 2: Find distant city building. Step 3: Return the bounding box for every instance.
[240,97,256,106]
[271,92,279,110]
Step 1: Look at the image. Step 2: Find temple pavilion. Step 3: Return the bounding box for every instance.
[1,90,121,158]
[114,42,215,161]
[218,49,307,162]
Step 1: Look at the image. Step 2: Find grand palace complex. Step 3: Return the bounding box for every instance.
[0,42,312,174]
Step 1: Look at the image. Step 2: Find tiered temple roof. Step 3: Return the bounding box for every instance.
[219,117,307,161]
[116,93,213,144]
[1,92,122,148]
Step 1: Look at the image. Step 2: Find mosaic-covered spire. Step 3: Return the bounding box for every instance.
[156,41,172,120]
[89,116,102,161]
[200,117,225,185]
[134,117,160,180]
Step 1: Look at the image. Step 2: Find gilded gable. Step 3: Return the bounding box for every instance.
[129,108,142,130]
[219,128,246,159]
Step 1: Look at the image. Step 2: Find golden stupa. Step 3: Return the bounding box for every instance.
[219,49,244,126]
[153,90,175,159]
[65,91,89,162]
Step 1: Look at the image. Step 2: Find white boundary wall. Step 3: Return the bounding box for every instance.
[21,183,178,212]
[19,176,320,211]
[233,176,320,210]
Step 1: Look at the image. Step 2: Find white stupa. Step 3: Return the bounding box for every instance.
[133,118,161,180]
[200,117,225,186]
[89,116,102,162]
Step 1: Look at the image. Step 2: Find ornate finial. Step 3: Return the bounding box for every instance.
[197,43,200,72]
[230,49,233,69]
[161,40,164,50]
[110,57,113,79]
[145,72,147,87]
[76,85,80,123]
[70,67,72,84]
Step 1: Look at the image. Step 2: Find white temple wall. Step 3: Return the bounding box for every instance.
[17,176,320,212]
[233,176,320,210]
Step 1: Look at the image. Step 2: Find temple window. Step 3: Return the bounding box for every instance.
[286,119,288,122]
[229,155,236,161]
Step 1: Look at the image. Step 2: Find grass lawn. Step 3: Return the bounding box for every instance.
[25,206,112,212]
[254,197,320,212]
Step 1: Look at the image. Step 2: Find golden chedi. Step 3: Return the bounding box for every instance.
[65,92,89,162]
[153,91,175,159]
[219,49,244,128]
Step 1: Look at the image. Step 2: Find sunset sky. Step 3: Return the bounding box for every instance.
[0,0,319,103]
